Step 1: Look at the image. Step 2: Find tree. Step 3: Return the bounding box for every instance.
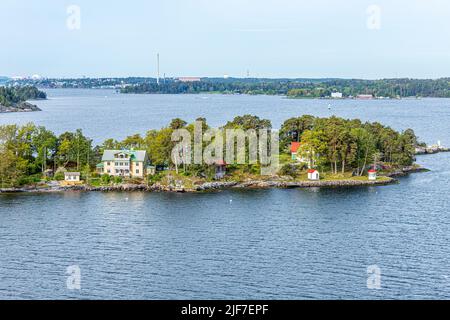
[169,118,187,130]
[280,115,315,149]
[121,134,144,149]
[56,129,92,170]
[100,138,121,151]
[298,129,327,169]
[32,126,57,173]
[146,127,174,166]
[0,124,31,186]
[351,127,375,176]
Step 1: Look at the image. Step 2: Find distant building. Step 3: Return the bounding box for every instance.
[308,169,320,181]
[97,150,152,178]
[177,77,201,83]
[331,92,343,99]
[64,172,80,182]
[356,94,374,100]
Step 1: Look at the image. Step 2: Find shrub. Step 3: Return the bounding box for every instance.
[17,175,41,186]
[113,176,123,184]
[279,164,300,177]
[147,173,163,185]
[54,172,65,181]
[101,174,111,184]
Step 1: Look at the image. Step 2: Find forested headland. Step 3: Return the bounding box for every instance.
[0,86,46,113]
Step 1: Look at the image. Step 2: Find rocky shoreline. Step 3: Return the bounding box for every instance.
[415,145,450,155]
[0,176,397,194]
[1,166,430,195]
[384,165,430,177]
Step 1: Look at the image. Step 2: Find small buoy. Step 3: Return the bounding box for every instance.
[230,199,233,204]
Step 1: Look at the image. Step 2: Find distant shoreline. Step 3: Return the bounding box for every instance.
[0,101,42,113]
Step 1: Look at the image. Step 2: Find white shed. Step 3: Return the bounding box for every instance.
[64,172,80,182]
[368,169,377,181]
[308,169,320,181]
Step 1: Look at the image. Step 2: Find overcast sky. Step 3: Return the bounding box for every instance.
[1,0,450,79]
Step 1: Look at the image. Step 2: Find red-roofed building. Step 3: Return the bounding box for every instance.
[291,142,301,160]
[368,169,377,181]
[307,169,320,181]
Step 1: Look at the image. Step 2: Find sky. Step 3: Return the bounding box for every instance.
[1,0,450,79]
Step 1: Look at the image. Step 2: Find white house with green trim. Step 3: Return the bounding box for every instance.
[96,150,155,178]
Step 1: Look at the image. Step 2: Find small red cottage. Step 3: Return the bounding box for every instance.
[308,169,320,181]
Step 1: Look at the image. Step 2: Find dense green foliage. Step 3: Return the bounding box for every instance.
[287,78,450,98]
[10,77,450,97]
[121,78,450,98]
[0,124,95,187]
[281,116,418,175]
[0,115,418,187]
[0,86,46,107]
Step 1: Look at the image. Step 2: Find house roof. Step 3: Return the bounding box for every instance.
[102,150,147,162]
[368,169,377,173]
[291,142,301,153]
[215,160,227,166]
[308,169,318,173]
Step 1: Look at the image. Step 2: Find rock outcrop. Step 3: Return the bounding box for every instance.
[0,102,41,113]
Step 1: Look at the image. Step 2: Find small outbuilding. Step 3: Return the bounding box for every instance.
[64,172,81,182]
[214,160,227,180]
[307,169,320,181]
[368,169,377,181]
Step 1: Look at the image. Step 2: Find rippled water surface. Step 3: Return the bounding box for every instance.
[0,90,449,299]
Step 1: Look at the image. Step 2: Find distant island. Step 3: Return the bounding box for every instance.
[121,78,450,99]
[8,76,450,98]
[0,86,46,113]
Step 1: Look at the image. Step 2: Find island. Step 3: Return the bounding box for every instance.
[0,86,46,113]
[0,114,436,194]
[8,77,450,98]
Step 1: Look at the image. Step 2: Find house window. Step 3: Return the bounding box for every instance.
[115,162,118,166]
[107,169,111,173]
[136,169,140,174]
[107,162,110,166]
[115,169,119,174]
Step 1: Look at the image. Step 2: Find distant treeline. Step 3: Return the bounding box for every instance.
[0,86,46,107]
[7,77,450,98]
[121,78,450,98]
